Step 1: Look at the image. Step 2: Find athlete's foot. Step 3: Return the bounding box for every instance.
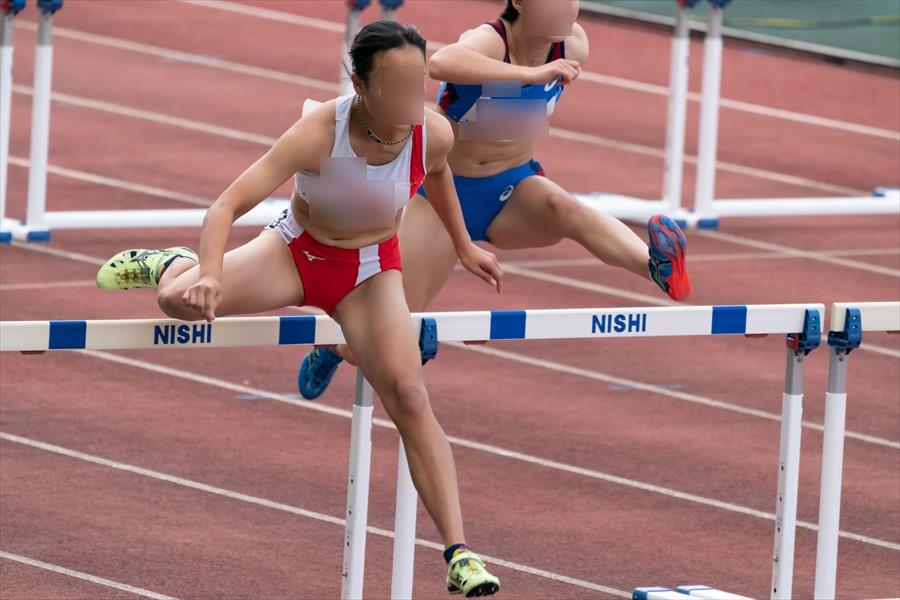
[96,247,198,290]
[446,548,500,597]
[298,346,344,400]
[647,215,691,301]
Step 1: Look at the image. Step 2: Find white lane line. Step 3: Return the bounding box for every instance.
[180,0,900,142]
[13,85,278,146]
[12,22,873,198]
[7,157,214,208]
[549,125,867,196]
[15,21,341,93]
[10,241,105,266]
[0,432,631,598]
[502,264,677,306]
[694,229,900,278]
[861,343,900,359]
[9,347,900,554]
[0,550,180,600]
[450,342,900,450]
[0,280,95,291]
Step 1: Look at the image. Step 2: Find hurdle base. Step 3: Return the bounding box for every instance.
[575,192,683,223]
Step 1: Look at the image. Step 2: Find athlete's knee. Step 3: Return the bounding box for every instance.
[382,374,428,421]
[545,192,586,233]
[336,343,358,366]
[157,284,195,320]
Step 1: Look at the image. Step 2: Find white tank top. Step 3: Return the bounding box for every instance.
[294,94,427,218]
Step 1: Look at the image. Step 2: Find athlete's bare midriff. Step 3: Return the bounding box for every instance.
[289,190,401,250]
[442,112,536,178]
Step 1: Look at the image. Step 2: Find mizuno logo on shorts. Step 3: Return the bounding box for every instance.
[303,250,325,262]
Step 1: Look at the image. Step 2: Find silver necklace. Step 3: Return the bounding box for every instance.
[355,95,412,145]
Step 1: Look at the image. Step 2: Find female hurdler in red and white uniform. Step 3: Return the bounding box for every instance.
[95,21,503,597]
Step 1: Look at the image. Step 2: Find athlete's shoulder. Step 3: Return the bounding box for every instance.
[455,22,507,61]
[566,22,590,63]
[278,98,337,165]
[301,97,339,124]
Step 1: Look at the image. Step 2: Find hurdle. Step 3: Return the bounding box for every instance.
[1,303,825,598]
[813,301,900,600]
[0,0,291,243]
[576,0,900,227]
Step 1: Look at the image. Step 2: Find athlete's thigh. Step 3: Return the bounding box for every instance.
[398,195,459,312]
[167,230,303,317]
[332,269,422,396]
[485,175,570,250]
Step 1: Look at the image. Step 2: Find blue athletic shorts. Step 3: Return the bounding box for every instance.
[416,158,545,243]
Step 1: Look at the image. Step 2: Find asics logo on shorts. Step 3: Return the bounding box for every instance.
[499,185,514,202]
[302,250,325,262]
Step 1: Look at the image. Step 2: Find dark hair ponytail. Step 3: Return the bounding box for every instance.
[501,0,520,22]
[349,20,427,84]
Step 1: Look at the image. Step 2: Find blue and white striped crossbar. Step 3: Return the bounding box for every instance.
[830,301,900,333]
[0,304,824,352]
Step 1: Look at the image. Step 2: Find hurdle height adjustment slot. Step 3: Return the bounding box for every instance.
[785,308,821,355]
[827,308,862,354]
[418,317,438,365]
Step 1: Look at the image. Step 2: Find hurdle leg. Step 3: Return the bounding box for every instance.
[390,438,417,600]
[341,370,375,600]
[23,9,55,240]
[341,7,362,97]
[770,347,805,600]
[692,2,724,228]
[661,4,690,217]
[813,346,849,599]
[0,10,14,243]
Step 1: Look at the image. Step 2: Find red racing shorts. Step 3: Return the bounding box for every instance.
[265,208,402,316]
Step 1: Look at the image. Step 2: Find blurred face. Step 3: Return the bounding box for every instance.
[353,44,426,126]
[518,0,579,41]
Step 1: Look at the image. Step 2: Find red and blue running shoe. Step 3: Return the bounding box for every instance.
[647,215,692,302]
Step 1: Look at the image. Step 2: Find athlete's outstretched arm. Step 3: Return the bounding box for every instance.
[187,102,333,319]
[421,110,503,292]
[428,25,582,85]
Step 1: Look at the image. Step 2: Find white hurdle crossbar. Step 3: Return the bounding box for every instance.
[813,302,900,600]
[1,303,826,599]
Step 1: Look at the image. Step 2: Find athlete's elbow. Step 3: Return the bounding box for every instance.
[428,48,455,81]
[204,200,237,227]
